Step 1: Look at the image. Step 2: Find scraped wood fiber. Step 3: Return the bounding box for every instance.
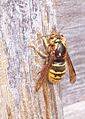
[0,0,85,119]
[0,41,15,119]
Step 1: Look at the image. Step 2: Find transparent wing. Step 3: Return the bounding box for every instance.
[66,52,76,83]
[35,54,55,92]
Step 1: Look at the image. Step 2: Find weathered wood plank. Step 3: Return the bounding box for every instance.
[56,0,85,118]
[0,0,63,119]
[0,41,15,119]
[0,0,85,119]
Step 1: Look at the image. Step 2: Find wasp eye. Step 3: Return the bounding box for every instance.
[61,34,64,37]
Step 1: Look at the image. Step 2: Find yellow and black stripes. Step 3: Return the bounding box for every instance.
[48,59,66,83]
[52,62,66,67]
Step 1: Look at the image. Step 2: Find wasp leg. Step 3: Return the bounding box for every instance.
[42,37,49,49]
[43,81,50,119]
[49,83,58,119]
[36,32,48,49]
[35,79,50,119]
[35,78,44,92]
[28,44,49,58]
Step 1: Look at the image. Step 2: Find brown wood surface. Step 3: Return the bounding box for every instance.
[0,0,85,119]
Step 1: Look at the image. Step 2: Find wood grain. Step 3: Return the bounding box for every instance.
[0,0,85,119]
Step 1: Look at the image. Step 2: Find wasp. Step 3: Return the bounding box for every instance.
[28,30,76,92]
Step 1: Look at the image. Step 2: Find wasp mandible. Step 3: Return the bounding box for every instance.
[28,30,76,92]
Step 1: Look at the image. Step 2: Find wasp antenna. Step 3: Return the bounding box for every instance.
[52,25,57,31]
[59,26,65,33]
[51,26,57,35]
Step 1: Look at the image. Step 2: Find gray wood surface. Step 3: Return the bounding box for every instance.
[0,0,85,119]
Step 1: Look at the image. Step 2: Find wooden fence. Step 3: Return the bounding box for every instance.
[0,0,85,119]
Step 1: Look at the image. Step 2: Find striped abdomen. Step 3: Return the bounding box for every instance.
[48,59,66,83]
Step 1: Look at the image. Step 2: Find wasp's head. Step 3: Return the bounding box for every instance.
[48,33,67,58]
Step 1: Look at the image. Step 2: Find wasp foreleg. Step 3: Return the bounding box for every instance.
[42,37,49,49]
[28,44,49,58]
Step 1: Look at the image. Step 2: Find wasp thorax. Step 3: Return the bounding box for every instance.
[55,42,66,57]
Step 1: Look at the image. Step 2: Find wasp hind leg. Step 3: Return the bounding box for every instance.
[35,78,45,92]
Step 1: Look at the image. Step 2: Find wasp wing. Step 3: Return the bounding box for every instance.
[35,54,55,92]
[66,51,76,83]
